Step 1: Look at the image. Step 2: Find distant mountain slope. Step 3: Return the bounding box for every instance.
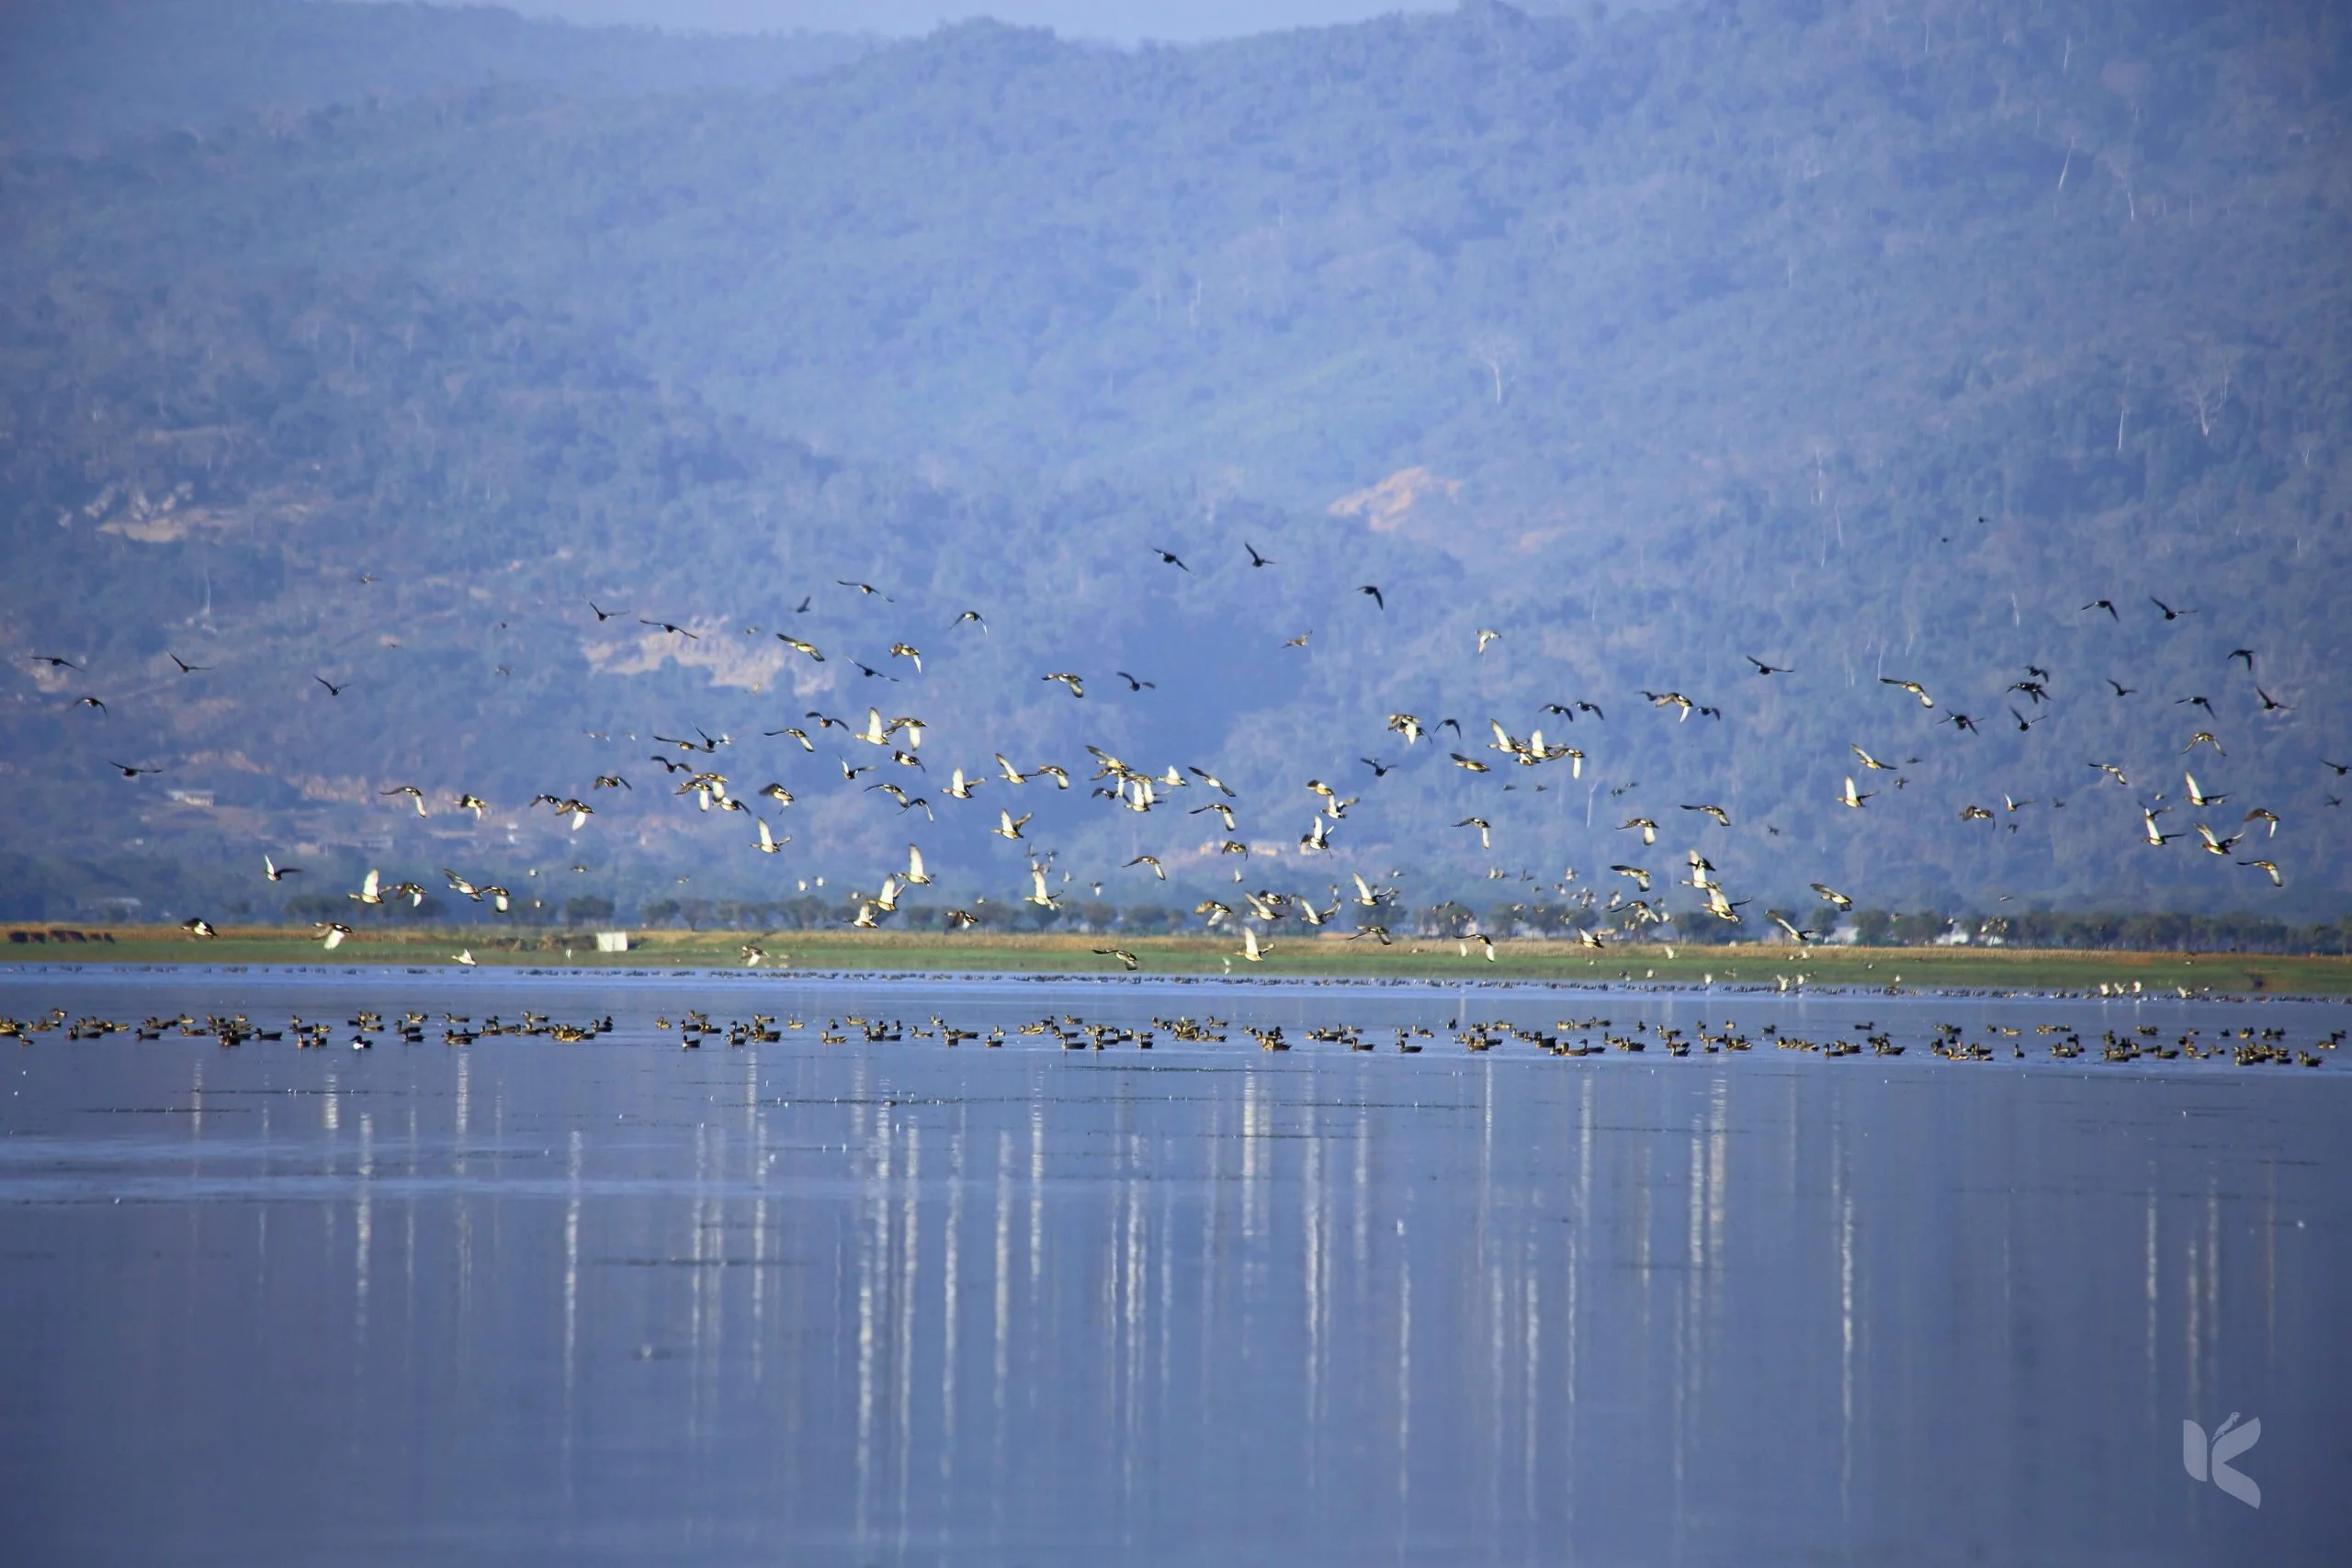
[8,3,2346,519]
[0,0,2347,926]
[0,0,872,154]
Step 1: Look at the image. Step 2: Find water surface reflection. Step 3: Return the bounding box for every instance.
[0,972,2341,1563]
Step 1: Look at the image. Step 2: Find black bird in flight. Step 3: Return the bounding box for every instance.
[2083,599,2119,619]
[29,654,82,670]
[588,602,624,622]
[315,676,347,696]
[2106,679,2134,698]
[1245,542,1275,568]
[639,619,697,639]
[167,653,209,673]
[2229,649,2256,670]
[1361,757,1393,777]
[1150,547,1190,571]
[107,761,163,777]
[836,581,893,600]
[75,694,107,714]
[1114,671,1156,692]
[1357,585,1385,610]
[2150,595,2194,620]
[1745,656,1792,676]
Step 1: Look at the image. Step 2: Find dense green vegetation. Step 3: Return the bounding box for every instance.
[0,0,2346,937]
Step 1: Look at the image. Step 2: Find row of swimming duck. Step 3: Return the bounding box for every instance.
[6,1006,2337,1065]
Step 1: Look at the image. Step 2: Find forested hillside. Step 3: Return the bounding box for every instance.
[1,0,2347,936]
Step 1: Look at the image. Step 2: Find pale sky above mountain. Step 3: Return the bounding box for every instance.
[465,1,1571,43]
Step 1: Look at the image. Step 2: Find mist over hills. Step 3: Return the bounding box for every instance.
[0,0,873,155]
[1,0,2347,935]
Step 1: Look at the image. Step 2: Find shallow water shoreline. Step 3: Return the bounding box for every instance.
[4,952,2351,1006]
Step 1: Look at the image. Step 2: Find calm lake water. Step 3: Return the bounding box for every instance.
[2,967,2346,1565]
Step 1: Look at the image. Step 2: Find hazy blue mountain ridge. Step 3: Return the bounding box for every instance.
[0,0,2346,933]
[0,0,874,154]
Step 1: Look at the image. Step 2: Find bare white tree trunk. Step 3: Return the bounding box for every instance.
[1465,332,1517,406]
[2178,344,2238,439]
[2100,149,2136,221]
[2182,375,2227,438]
[1476,355,1503,404]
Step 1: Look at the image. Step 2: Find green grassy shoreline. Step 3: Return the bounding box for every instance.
[6,926,2350,996]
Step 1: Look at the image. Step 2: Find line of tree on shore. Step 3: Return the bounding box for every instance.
[255,893,2352,955]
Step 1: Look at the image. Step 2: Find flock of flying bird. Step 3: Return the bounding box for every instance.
[28,543,2342,965]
